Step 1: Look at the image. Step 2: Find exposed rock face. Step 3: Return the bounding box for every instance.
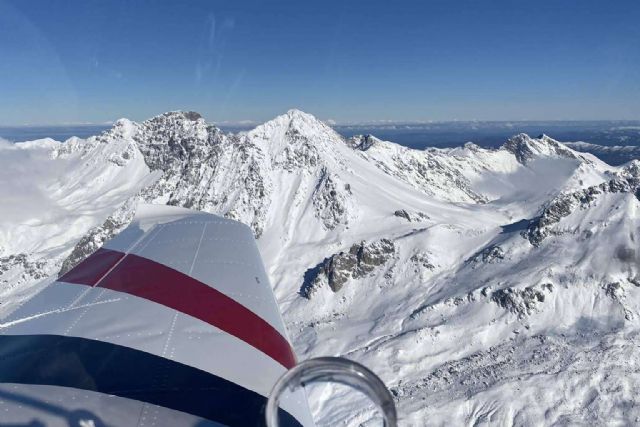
[301,239,395,298]
[503,134,537,164]
[490,283,553,318]
[134,111,224,173]
[134,109,364,237]
[349,134,379,151]
[524,162,640,247]
[397,154,487,203]
[58,199,137,277]
[132,111,263,219]
[605,282,624,300]
[394,209,412,221]
[312,167,350,230]
[470,245,505,264]
[410,252,435,271]
[349,140,496,204]
[604,282,634,321]
[503,133,580,165]
[275,127,321,170]
[0,254,52,288]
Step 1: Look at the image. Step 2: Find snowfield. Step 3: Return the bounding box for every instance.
[1,110,640,426]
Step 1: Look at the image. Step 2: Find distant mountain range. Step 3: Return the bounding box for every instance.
[1,110,640,425]
[3,118,639,166]
[565,141,640,166]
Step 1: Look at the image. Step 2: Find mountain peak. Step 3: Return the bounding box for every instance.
[247,109,341,146]
[503,133,577,164]
[263,109,327,128]
[108,118,138,139]
[137,110,213,138]
[151,110,203,123]
[278,108,327,129]
[285,108,314,119]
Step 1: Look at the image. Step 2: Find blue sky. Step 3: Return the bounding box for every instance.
[1,0,639,125]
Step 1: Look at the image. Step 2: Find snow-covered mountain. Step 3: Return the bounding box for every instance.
[2,110,640,426]
[566,141,640,166]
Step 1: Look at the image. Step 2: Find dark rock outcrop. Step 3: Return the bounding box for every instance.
[394,209,412,221]
[469,245,505,264]
[301,239,395,298]
[0,254,50,287]
[349,134,379,151]
[490,283,553,318]
[312,167,350,230]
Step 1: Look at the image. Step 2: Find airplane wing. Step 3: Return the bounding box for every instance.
[0,204,313,426]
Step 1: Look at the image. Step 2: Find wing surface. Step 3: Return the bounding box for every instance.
[0,204,313,427]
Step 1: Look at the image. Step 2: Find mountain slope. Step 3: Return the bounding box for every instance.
[1,110,639,426]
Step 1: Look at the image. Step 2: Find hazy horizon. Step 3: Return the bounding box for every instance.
[2,114,640,128]
[3,116,640,167]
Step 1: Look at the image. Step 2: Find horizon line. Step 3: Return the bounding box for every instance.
[2,117,640,128]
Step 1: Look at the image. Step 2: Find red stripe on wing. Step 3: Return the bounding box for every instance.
[59,248,296,369]
[59,248,124,285]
